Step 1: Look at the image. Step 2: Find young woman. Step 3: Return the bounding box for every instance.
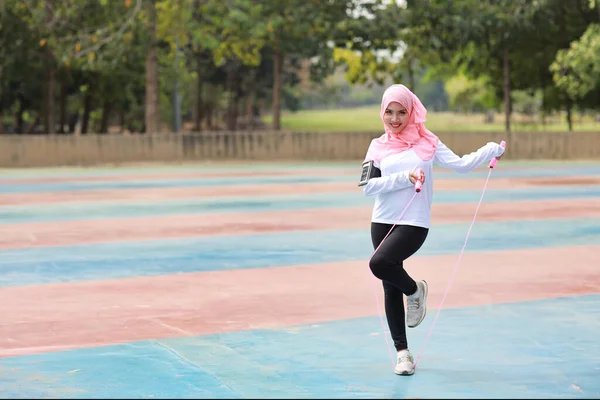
[359,84,505,376]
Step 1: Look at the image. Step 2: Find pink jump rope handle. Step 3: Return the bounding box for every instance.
[488,140,506,169]
[414,168,423,192]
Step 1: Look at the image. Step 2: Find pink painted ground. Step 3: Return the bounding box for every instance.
[1,198,598,250]
[1,244,598,358]
[2,176,599,206]
[1,164,544,185]
[0,162,585,185]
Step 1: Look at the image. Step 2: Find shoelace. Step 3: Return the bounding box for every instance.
[398,355,413,364]
[407,297,420,311]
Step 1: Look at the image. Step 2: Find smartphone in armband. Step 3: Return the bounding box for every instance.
[358,160,381,187]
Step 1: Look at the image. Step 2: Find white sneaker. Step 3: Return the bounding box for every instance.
[406,280,428,328]
[394,349,415,375]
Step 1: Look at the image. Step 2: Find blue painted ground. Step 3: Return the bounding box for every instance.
[1,294,598,399]
[1,160,599,178]
[1,217,599,287]
[2,185,600,224]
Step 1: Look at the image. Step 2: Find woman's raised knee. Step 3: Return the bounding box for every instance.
[369,254,388,280]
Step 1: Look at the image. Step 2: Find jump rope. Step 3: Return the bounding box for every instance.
[368,141,506,370]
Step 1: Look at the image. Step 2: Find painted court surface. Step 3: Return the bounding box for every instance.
[1,160,599,399]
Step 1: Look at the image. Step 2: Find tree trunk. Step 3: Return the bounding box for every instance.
[272,44,283,130]
[44,67,56,134]
[145,1,159,134]
[257,100,264,119]
[195,60,204,131]
[81,91,93,134]
[100,100,111,133]
[566,99,573,132]
[119,110,126,133]
[503,48,511,132]
[226,69,238,131]
[247,92,255,130]
[173,79,181,133]
[206,99,213,130]
[233,97,239,131]
[207,83,218,130]
[14,100,24,133]
[68,112,78,134]
[58,77,68,133]
[407,57,415,92]
[226,91,238,131]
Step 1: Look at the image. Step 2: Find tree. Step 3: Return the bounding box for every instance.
[551,23,600,101]
[405,0,599,132]
[0,3,45,133]
[260,0,354,130]
[331,0,407,86]
[8,0,143,133]
[157,0,269,130]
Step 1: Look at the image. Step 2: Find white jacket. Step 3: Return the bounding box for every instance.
[362,141,505,228]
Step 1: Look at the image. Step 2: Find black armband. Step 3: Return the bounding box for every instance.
[358,160,381,187]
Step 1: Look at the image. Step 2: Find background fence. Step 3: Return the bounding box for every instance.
[1,131,599,167]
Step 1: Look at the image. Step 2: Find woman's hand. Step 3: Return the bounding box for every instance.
[495,142,506,159]
[409,170,425,185]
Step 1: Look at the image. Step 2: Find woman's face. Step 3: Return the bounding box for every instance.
[383,101,409,133]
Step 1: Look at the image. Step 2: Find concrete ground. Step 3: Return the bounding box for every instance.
[1,160,599,398]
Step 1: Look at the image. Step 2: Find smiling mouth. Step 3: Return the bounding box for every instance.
[391,123,401,129]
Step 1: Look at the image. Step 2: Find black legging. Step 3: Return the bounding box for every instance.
[370,222,429,351]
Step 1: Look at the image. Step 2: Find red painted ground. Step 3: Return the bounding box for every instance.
[0,163,582,185]
[2,176,598,206]
[1,198,598,250]
[1,244,598,358]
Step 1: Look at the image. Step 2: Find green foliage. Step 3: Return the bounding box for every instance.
[11,0,143,70]
[0,2,45,112]
[333,48,397,85]
[445,73,499,112]
[551,24,600,99]
[405,0,600,115]
[157,0,268,68]
[331,0,408,86]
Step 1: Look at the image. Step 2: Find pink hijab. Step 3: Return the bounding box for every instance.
[365,84,439,163]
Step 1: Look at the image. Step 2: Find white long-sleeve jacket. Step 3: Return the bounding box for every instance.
[362,141,505,228]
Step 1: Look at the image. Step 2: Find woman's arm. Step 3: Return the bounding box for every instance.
[434,141,505,173]
[360,140,418,196]
[362,170,414,196]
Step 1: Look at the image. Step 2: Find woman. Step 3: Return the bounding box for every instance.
[360,84,505,376]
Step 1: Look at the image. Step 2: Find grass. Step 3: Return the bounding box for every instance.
[262,105,600,133]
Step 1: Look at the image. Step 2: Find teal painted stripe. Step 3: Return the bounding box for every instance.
[1,217,599,287]
[1,294,598,399]
[1,184,600,224]
[2,160,599,179]
[0,162,360,179]
[0,174,356,194]
[0,340,240,399]
[1,165,600,194]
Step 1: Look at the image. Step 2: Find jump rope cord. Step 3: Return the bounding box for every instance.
[413,166,493,369]
[368,141,505,369]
